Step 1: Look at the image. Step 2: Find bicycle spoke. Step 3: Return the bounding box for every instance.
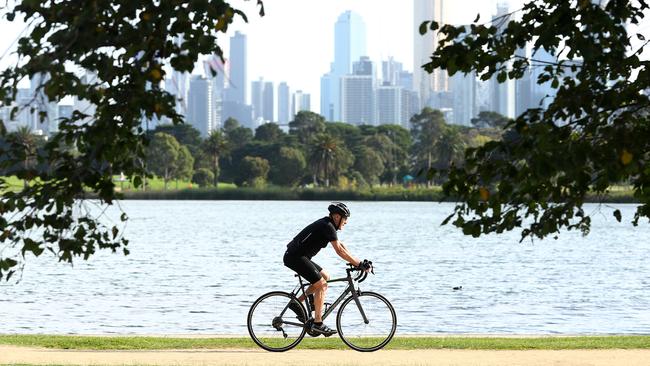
[247,292,307,352]
[337,292,396,351]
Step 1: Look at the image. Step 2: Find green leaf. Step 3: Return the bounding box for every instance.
[419,21,430,35]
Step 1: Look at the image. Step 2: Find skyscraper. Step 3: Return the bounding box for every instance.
[277,82,290,124]
[489,2,514,117]
[188,75,213,137]
[222,32,253,127]
[341,57,375,125]
[382,57,403,86]
[413,0,449,107]
[320,11,367,121]
[377,83,402,125]
[227,31,247,106]
[292,90,311,119]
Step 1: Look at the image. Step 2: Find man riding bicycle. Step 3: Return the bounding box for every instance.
[283,202,371,337]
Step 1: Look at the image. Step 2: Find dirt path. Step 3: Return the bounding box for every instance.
[1,346,650,366]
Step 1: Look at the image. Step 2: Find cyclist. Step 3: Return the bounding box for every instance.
[283,202,371,337]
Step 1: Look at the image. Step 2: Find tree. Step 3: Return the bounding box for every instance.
[173,145,194,189]
[147,132,180,190]
[202,130,229,188]
[363,133,407,185]
[0,0,263,280]
[226,126,253,150]
[410,108,447,185]
[308,133,354,187]
[289,111,326,144]
[270,147,306,186]
[153,123,202,157]
[5,127,43,188]
[353,146,385,186]
[255,122,285,143]
[470,111,512,129]
[421,0,650,240]
[192,168,214,188]
[236,156,270,187]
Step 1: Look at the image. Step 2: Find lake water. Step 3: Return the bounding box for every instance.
[1,200,649,335]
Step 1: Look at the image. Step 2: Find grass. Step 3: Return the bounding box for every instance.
[0,335,649,350]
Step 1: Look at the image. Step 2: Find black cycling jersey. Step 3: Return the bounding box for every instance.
[286,216,338,259]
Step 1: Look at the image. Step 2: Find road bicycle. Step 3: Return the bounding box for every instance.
[247,263,396,352]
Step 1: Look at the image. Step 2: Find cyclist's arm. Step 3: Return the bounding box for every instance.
[331,240,360,267]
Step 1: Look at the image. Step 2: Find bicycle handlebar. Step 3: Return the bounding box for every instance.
[346,263,374,283]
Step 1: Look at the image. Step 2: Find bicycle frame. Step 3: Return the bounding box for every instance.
[286,268,370,325]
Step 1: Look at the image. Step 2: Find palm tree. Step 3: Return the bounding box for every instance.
[202,130,229,188]
[308,133,353,187]
[7,126,39,188]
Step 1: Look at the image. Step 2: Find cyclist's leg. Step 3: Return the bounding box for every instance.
[283,254,325,304]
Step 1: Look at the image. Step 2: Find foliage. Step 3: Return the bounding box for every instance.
[0,0,263,280]
[254,122,285,143]
[146,132,181,190]
[152,123,202,157]
[308,133,354,187]
[353,146,384,185]
[470,111,511,129]
[289,111,326,145]
[201,130,229,187]
[225,125,253,149]
[192,168,214,188]
[235,156,270,187]
[422,0,650,240]
[174,145,194,187]
[269,146,306,186]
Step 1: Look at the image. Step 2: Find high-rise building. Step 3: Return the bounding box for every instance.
[514,46,533,118]
[277,82,290,124]
[228,31,247,105]
[341,76,374,125]
[188,75,213,137]
[30,73,58,134]
[401,89,421,127]
[382,57,403,86]
[291,90,311,119]
[450,70,478,126]
[251,79,275,122]
[341,56,376,125]
[377,83,402,125]
[321,11,367,121]
[222,32,253,128]
[489,2,514,117]
[262,81,274,122]
[530,47,558,110]
[413,0,449,107]
[251,78,264,121]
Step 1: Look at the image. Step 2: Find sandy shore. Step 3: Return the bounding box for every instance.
[2,346,650,366]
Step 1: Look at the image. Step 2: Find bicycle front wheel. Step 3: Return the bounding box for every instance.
[247,291,307,352]
[336,291,397,352]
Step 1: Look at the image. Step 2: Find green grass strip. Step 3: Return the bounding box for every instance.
[0,335,649,350]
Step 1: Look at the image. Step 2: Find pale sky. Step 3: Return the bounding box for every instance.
[1,0,525,109]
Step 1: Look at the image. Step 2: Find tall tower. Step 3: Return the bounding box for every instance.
[413,0,449,108]
[228,31,247,105]
[188,75,213,137]
[489,2,514,117]
[321,11,367,121]
[277,82,290,124]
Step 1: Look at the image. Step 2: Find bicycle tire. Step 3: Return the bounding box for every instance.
[247,291,307,352]
[336,291,397,352]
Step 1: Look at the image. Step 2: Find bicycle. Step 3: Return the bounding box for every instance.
[247,263,397,352]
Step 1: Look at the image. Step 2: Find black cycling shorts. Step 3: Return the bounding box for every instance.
[283,251,323,284]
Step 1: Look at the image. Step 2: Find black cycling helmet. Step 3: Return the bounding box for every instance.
[328,202,350,218]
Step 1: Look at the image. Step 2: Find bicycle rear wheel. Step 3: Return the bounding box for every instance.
[336,291,397,352]
[247,291,307,352]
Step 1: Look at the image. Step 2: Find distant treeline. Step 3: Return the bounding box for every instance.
[139,108,505,190]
